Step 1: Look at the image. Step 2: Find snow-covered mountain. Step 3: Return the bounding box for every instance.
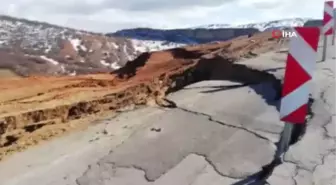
[236,18,311,31]
[118,18,320,52]
[109,18,312,47]
[194,18,312,31]
[0,15,176,77]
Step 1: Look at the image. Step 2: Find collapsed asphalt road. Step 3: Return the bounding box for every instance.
[0,38,334,185]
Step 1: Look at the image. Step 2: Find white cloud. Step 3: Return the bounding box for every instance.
[238,0,282,8]
[0,0,326,33]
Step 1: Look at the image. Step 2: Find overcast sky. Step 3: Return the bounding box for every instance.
[0,0,325,33]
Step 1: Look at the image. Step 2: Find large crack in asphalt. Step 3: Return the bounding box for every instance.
[265,66,335,185]
[75,88,307,184]
[160,85,313,185]
[78,57,336,185]
[174,106,273,143]
[251,98,313,185]
[301,66,335,167]
[260,59,336,185]
[75,103,275,185]
[174,108,279,185]
[282,102,333,184]
[316,66,336,164]
[76,58,328,185]
[155,56,308,184]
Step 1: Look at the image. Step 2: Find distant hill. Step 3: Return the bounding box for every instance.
[107,18,312,47]
[0,15,188,77]
[108,28,260,44]
[0,15,140,76]
[303,19,323,27]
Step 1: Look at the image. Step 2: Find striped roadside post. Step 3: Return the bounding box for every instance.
[322,1,334,60]
[276,27,320,158]
[332,8,336,45]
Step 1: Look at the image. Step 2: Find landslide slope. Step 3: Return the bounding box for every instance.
[0,32,286,160]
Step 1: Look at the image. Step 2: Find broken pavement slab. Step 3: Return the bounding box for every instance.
[78,154,239,185]
[237,51,287,80]
[266,162,297,185]
[77,108,275,184]
[0,107,166,185]
[167,80,284,142]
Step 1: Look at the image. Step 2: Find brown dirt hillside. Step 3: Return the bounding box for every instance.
[0,32,286,160]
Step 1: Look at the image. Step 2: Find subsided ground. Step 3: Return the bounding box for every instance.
[0,32,284,161]
[0,43,292,185]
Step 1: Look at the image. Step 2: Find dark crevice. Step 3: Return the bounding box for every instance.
[292,165,299,185]
[200,83,251,93]
[243,97,313,185]
[289,97,314,146]
[175,106,273,143]
[23,123,46,133]
[164,55,281,95]
[2,135,18,147]
[289,124,307,146]
[248,98,312,185]
[78,54,315,184]
[182,84,249,91]
[193,153,245,180]
[308,80,336,174]
[164,79,311,184]
[159,98,177,108]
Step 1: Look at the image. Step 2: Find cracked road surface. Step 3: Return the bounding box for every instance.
[0,38,334,185]
[74,73,286,184]
[0,62,283,185]
[268,37,336,185]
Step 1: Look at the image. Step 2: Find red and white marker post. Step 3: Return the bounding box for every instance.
[332,8,336,45]
[322,1,334,60]
[276,27,320,158]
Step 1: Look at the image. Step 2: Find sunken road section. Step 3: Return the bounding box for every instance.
[0,32,285,160]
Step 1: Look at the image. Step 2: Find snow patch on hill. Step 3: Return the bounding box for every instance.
[131,39,187,52]
[194,18,311,31]
[111,62,121,70]
[40,55,59,65]
[70,38,87,51]
[0,15,85,53]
